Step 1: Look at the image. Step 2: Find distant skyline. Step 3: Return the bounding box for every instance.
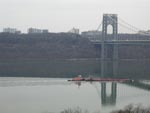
[0,0,150,33]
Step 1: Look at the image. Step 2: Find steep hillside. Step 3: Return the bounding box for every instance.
[0,33,97,59]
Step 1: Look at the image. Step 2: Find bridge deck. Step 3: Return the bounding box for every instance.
[92,40,150,45]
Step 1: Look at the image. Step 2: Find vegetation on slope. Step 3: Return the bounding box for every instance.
[0,33,97,59]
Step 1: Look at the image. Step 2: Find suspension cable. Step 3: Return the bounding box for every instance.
[108,15,150,36]
[118,17,150,36]
[96,22,102,31]
[108,15,138,33]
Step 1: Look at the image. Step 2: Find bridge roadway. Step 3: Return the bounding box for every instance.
[91,40,150,45]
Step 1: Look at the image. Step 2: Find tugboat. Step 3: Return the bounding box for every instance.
[68,75,84,81]
[85,75,94,81]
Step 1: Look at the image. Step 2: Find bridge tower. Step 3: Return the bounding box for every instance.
[101,14,119,77]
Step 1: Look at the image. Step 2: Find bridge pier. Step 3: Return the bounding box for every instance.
[101,14,118,77]
[113,44,119,77]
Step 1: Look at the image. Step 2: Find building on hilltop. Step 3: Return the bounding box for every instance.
[28,28,49,34]
[68,27,79,34]
[42,29,49,33]
[138,30,150,35]
[81,30,102,41]
[3,28,21,34]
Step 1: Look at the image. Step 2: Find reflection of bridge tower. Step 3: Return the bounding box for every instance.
[101,82,117,106]
[101,14,119,77]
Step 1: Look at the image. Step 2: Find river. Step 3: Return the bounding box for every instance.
[0,77,150,113]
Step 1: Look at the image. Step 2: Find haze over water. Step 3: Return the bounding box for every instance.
[0,77,150,113]
[0,0,150,113]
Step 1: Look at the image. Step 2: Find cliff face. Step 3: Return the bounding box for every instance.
[0,33,97,59]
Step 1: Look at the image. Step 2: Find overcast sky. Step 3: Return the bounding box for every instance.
[0,0,150,33]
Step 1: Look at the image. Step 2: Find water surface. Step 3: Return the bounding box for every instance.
[0,77,150,113]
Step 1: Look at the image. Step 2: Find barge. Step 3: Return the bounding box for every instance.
[68,75,131,82]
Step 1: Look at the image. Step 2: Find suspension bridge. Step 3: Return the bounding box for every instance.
[92,14,150,44]
[93,14,150,77]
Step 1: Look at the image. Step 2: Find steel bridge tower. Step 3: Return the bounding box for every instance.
[101,14,118,77]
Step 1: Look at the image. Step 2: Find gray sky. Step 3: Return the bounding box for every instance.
[0,0,150,33]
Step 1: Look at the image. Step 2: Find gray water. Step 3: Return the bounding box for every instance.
[0,59,150,78]
[0,77,150,113]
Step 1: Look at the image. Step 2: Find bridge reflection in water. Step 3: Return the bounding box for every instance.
[74,81,150,107]
[98,81,150,106]
[95,82,117,106]
[75,81,117,106]
[101,82,117,106]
